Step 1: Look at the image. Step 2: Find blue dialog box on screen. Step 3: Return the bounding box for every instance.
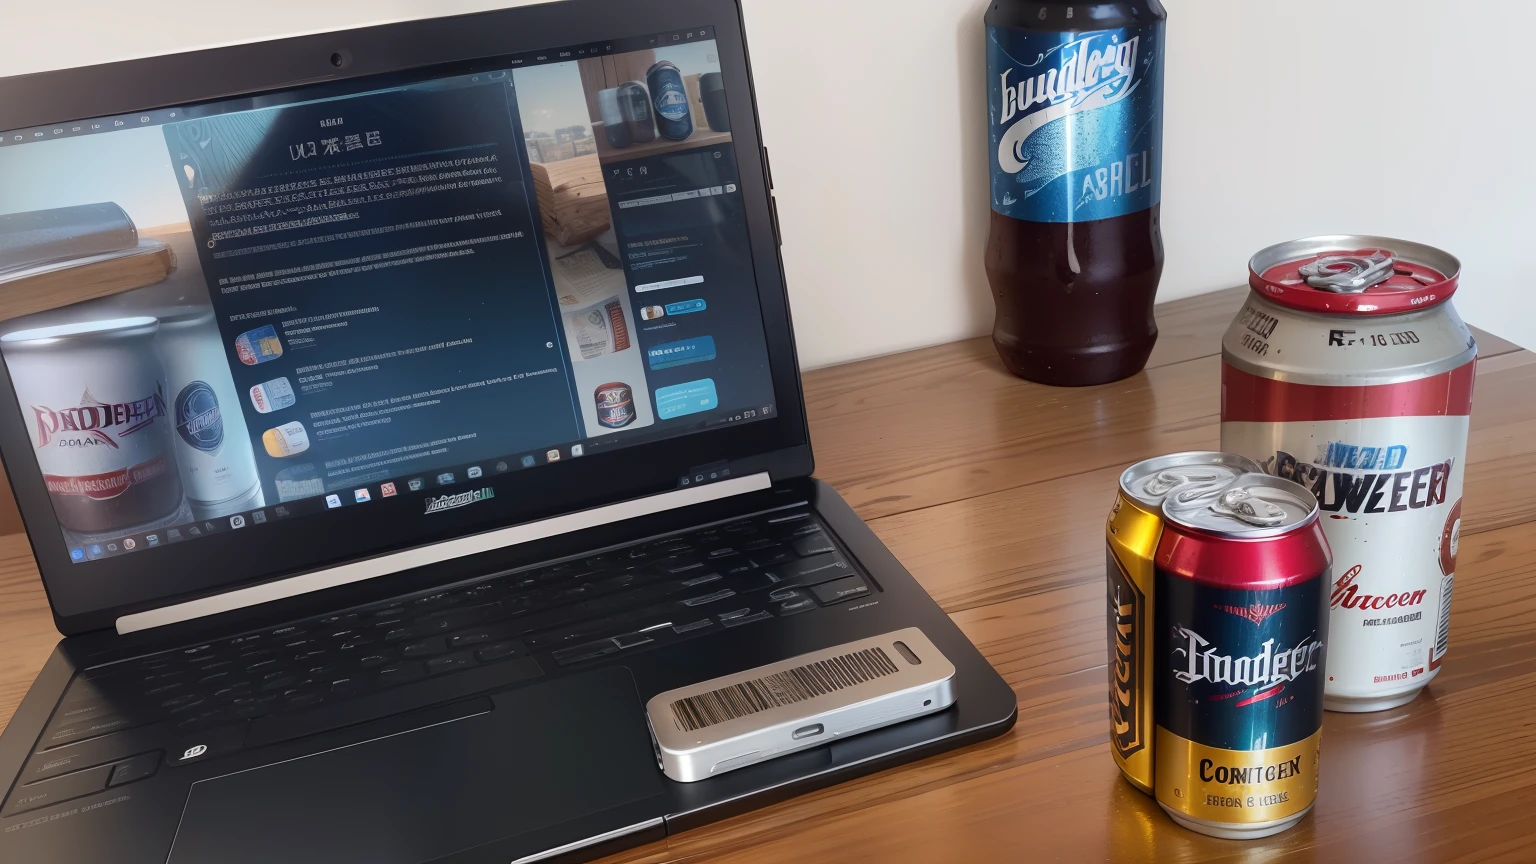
[655,379,718,419]
[647,335,716,370]
[665,299,707,315]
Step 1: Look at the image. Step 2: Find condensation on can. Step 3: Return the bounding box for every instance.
[1220,234,1473,713]
[595,382,635,429]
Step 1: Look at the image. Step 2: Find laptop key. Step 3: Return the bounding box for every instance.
[792,534,837,557]
[751,548,796,566]
[358,652,394,669]
[682,589,737,607]
[475,640,525,662]
[447,630,493,649]
[340,635,378,651]
[107,751,162,788]
[611,633,653,649]
[765,553,853,588]
[811,575,873,605]
[778,521,826,540]
[282,689,326,709]
[402,637,448,658]
[329,677,369,697]
[672,619,714,634]
[425,652,478,675]
[105,747,162,787]
[376,662,426,686]
[774,595,818,616]
[722,610,773,628]
[655,556,706,574]
[550,639,619,666]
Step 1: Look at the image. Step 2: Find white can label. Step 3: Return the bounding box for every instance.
[1221,360,1473,702]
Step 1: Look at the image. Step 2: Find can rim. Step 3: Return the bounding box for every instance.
[1162,473,1320,539]
[1248,234,1460,317]
[1118,451,1264,507]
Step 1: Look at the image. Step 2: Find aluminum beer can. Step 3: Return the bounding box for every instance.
[0,317,184,534]
[646,61,693,141]
[1220,235,1473,713]
[1107,451,1262,794]
[1153,473,1331,840]
[156,308,264,519]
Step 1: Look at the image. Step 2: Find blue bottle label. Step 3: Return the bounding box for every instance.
[988,22,1164,223]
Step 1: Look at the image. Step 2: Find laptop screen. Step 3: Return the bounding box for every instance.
[0,27,777,577]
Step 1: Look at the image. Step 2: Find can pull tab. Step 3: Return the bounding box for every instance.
[1210,487,1287,527]
[1142,469,1231,508]
[1299,252,1396,293]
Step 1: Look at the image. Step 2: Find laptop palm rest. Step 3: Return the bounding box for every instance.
[166,667,665,864]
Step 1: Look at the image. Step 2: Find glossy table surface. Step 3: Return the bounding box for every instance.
[1,287,1532,862]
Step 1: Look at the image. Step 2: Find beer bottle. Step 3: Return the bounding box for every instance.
[985,1,1166,386]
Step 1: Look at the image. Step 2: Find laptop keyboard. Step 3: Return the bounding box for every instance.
[4,507,876,816]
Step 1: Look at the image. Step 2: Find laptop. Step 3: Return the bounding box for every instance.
[0,1,1017,861]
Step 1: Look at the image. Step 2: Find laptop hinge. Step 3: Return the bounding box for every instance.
[115,472,773,635]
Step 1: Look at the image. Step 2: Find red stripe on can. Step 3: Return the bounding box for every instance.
[1221,360,1475,423]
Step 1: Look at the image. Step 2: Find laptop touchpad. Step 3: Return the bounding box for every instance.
[167,667,664,864]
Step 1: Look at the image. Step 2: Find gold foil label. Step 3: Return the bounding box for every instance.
[1154,726,1320,824]
[1106,494,1161,794]
[1108,549,1145,759]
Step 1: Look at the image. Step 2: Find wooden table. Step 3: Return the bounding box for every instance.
[2,286,1532,861]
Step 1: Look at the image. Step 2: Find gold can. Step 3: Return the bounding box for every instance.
[1107,452,1263,794]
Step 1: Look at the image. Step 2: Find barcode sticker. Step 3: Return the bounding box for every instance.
[670,647,899,732]
[1434,574,1454,661]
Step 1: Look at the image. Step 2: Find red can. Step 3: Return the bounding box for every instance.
[1153,473,1332,839]
[1220,235,1474,712]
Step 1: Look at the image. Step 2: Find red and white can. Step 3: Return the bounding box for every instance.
[0,317,186,534]
[1219,235,1475,713]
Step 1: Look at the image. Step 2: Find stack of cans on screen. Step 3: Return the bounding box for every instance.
[1105,235,1475,840]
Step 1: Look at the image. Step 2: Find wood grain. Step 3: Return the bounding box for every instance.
[530,155,612,247]
[0,286,1531,862]
[0,241,174,323]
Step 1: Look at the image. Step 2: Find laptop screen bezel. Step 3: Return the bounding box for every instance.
[0,0,813,636]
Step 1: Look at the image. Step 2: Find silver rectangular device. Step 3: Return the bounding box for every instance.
[645,628,957,782]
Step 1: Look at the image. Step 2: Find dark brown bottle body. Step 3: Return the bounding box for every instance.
[985,205,1163,385]
[985,0,1166,386]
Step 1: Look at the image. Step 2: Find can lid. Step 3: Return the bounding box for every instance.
[1248,235,1460,317]
[1163,473,1319,539]
[1118,452,1264,510]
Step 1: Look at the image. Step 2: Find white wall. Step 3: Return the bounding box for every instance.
[4,1,1532,369]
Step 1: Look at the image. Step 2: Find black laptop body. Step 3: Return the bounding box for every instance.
[0,2,1017,861]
